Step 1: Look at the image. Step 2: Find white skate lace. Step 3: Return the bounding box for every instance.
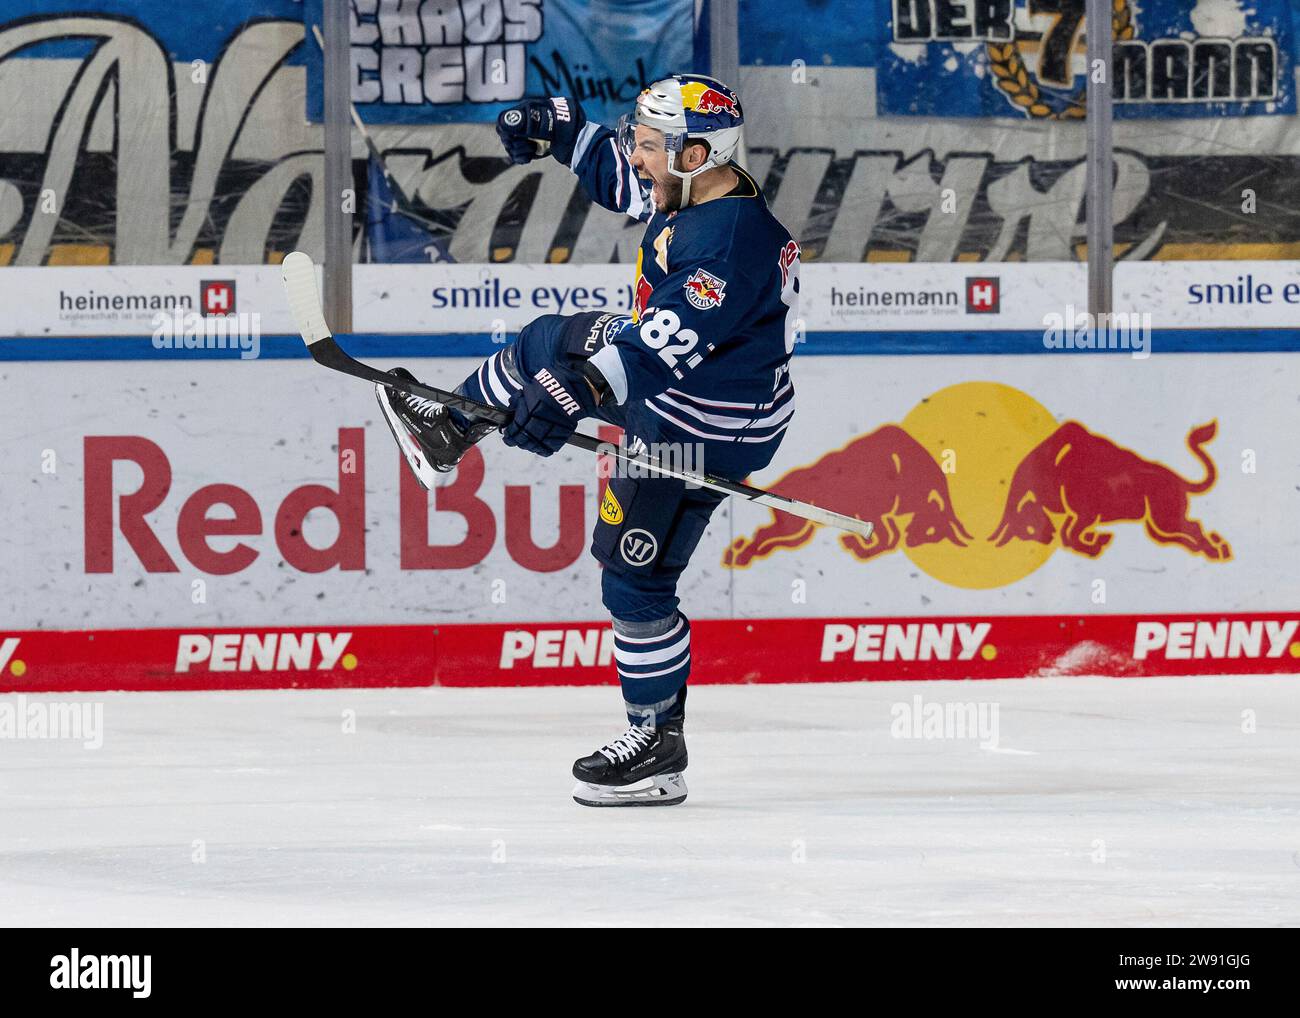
[597,724,655,764]
[402,393,445,419]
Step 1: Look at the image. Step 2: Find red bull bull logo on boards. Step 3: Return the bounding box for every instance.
[726,381,1230,589]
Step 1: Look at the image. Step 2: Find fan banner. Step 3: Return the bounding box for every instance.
[302,0,695,124]
[878,0,1295,120]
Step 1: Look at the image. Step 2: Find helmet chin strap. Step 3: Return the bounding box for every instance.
[665,147,719,211]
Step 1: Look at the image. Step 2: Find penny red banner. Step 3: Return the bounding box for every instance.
[3,612,1297,693]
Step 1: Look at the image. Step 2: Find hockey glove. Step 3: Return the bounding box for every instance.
[502,361,609,457]
[496,96,586,165]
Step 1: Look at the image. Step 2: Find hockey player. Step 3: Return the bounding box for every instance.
[377,75,800,806]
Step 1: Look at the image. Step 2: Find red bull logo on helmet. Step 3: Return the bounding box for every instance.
[726,381,1231,590]
[679,79,742,119]
[693,87,740,117]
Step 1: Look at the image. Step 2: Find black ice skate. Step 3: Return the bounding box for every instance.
[572,719,688,806]
[375,367,497,489]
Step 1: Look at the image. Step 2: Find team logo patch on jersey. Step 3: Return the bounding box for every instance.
[600,487,624,525]
[683,268,726,310]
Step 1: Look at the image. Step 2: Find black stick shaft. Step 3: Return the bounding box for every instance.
[312,337,796,500]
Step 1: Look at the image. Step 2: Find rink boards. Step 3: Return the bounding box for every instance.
[3,345,1299,690]
[2,612,1300,692]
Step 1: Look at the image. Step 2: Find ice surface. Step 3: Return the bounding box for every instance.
[1,677,1297,927]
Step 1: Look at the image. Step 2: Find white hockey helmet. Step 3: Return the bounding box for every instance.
[616,74,744,208]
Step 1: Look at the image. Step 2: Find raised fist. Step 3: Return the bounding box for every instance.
[495,96,586,165]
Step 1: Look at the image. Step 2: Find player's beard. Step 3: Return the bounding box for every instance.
[650,173,684,212]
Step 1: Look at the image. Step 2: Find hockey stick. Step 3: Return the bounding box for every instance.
[281,252,874,540]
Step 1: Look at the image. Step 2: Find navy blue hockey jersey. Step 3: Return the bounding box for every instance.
[566,122,800,467]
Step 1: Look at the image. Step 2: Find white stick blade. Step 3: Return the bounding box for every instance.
[750,493,873,539]
[281,251,332,345]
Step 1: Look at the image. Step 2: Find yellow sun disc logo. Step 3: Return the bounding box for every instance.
[900,381,1057,589]
[600,488,624,525]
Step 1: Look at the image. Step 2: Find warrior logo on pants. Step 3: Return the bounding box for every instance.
[620,529,659,566]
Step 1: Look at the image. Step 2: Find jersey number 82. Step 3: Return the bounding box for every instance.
[638,308,698,369]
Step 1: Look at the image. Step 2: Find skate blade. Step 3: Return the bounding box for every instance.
[572,772,687,807]
[375,384,438,491]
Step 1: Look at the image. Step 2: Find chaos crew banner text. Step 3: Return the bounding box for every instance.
[303,0,694,124]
